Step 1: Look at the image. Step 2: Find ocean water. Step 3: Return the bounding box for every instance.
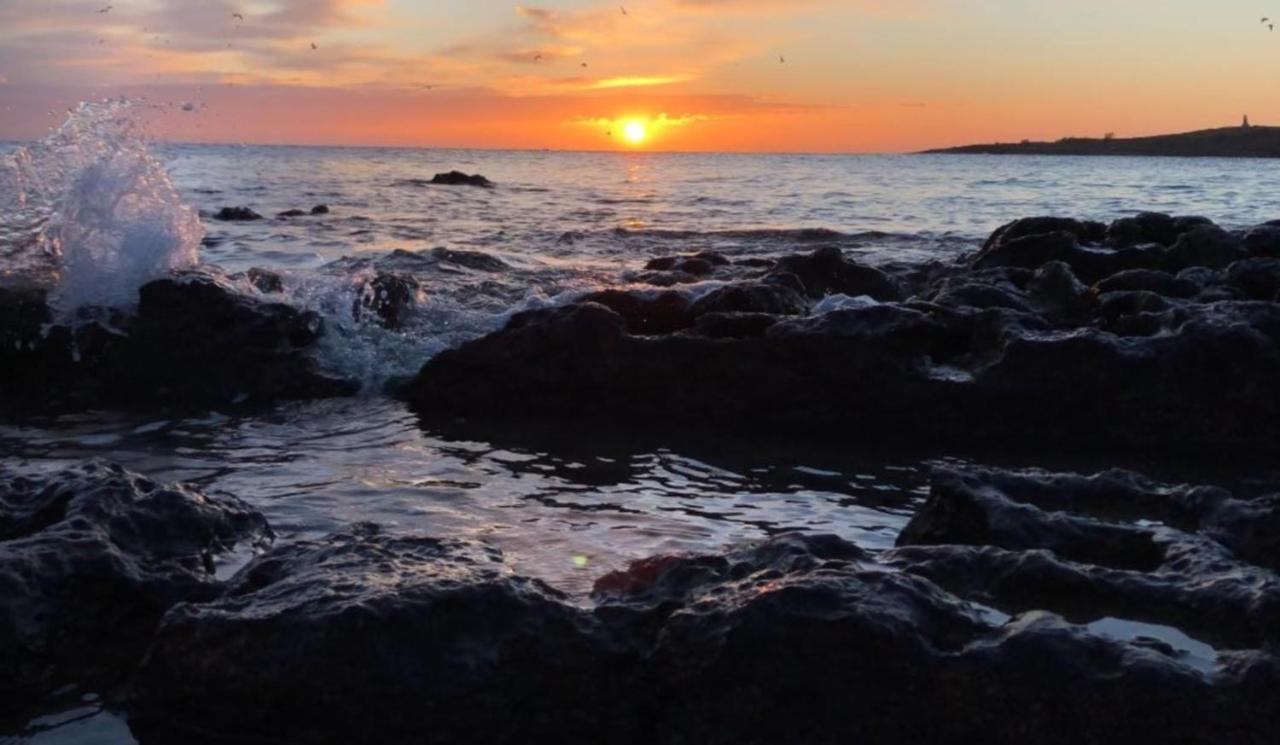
[3,104,1280,742]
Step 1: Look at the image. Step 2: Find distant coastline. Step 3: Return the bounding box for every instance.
[924,122,1280,158]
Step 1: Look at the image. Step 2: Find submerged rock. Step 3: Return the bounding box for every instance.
[0,461,269,709]
[211,206,263,221]
[429,171,494,188]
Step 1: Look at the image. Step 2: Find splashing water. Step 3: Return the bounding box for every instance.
[0,98,202,311]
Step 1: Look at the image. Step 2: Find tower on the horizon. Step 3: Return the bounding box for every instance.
[1243,115,1252,128]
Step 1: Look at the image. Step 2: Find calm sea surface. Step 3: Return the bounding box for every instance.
[4,142,1280,742]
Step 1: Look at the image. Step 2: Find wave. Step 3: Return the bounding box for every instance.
[0,98,202,312]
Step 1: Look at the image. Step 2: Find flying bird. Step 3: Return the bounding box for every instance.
[232,13,244,21]
[311,42,318,49]
[534,53,543,62]
[97,4,112,13]
[779,55,786,63]
[581,61,588,67]
[621,6,628,14]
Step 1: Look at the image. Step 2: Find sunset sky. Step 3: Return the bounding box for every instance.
[0,1,1276,152]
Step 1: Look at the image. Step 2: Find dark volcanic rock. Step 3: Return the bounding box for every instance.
[1243,224,1280,257]
[983,216,1107,252]
[429,171,494,188]
[353,272,422,329]
[1225,258,1280,301]
[689,279,810,317]
[133,524,615,745]
[891,467,1280,650]
[0,461,269,708]
[593,533,1275,745]
[0,274,357,412]
[971,230,1161,283]
[310,204,330,215]
[211,206,263,221]
[1161,224,1247,272]
[1093,268,1199,298]
[130,526,1278,745]
[1105,212,1212,248]
[428,246,509,272]
[580,290,692,335]
[645,252,730,276]
[770,246,903,301]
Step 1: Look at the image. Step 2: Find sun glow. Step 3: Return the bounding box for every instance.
[623,120,648,145]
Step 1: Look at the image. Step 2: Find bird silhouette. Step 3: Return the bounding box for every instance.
[311,42,318,49]
[97,4,112,13]
[534,53,543,62]
[779,55,786,63]
[621,6,628,14]
[232,13,244,21]
[581,61,588,67]
[1264,17,1270,23]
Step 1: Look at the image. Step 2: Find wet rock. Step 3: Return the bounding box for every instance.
[275,209,307,218]
[310,204,330,215]
[1025,261,1093,321]
[1,274,358,412]
[211,206,263,221]
[1105,212,1211,248]
[971,231,1161,284]
[891,467,1280,650]
[770,246,904,301]
[595,533,1276,745]
[429,171,493,188]
[120,275,357,403]
[132,524,615,745]
[645,252,730,276]
[691,311,780,339]
[1224,258,1280,301]
[689,279,810,318]
[428,246,509,272]
[1092,268,1199,299]
[1161,224,1247,272]
[0,461,269,708]
[983,216,1108,252]
[580,290,692,335]
[1243,224,1280,257]
[235,267,284,294]
[353,271,422,329]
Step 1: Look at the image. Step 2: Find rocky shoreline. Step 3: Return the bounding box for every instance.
[5,211,1280,741]
[1,460,1275,744]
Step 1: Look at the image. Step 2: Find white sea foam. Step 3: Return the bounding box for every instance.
[0,98,202,312]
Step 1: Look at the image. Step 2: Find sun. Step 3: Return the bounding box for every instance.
[623,120,647,145]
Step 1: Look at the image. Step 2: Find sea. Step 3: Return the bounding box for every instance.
[2,101,1280,743]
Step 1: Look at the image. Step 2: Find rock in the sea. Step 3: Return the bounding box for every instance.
[129,525,1278,744]
[211,206,264,221]
[580,289,692,335]
[0,273,357,412]
[353,271,422,329]
[891,467,1280,650]
[645,252,730,277]
[1161,224,1247,272]
[428,246,509,272]
[132,524,615,745]
[310,204,330,215]
[276,209,307,218]
[0,461,269,708]
[771,246,903,301]
[689,278,810,318]
[429,171,494,188]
